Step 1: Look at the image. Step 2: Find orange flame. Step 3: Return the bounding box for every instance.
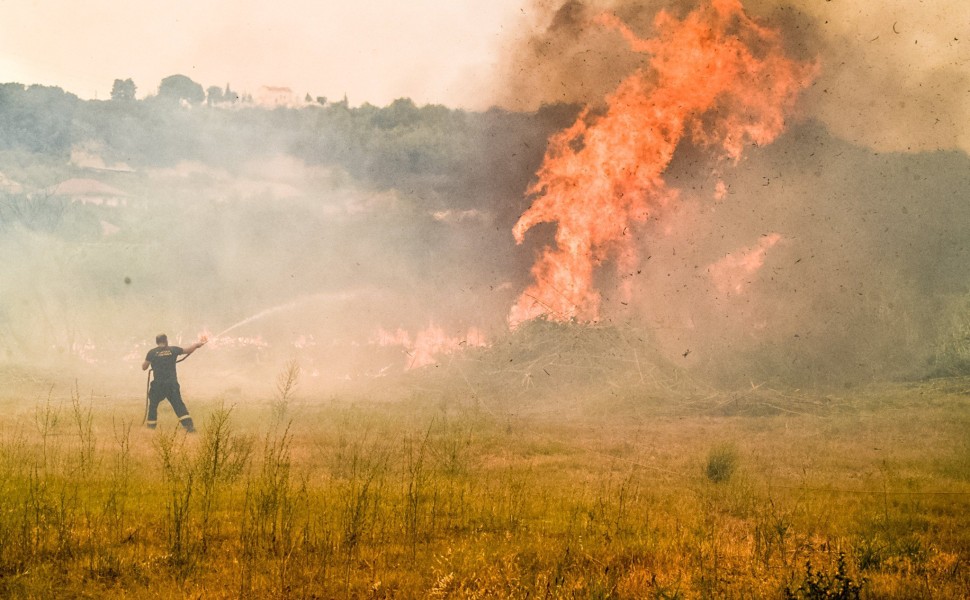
[509,0,817,327]
[708,233,782,296]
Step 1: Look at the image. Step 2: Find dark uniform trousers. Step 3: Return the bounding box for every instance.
[146,380,195,432]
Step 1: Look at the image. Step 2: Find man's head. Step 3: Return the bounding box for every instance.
[156,333,168,346]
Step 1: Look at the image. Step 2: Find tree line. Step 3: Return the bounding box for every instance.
[0,75,579,203]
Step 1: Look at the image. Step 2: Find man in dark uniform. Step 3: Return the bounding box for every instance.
[142,333,207,432]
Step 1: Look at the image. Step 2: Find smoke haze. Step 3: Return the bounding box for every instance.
[493,0,970,154]
[0,96,574,397]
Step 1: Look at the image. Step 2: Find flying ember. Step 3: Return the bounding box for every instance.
[509,0,817,328]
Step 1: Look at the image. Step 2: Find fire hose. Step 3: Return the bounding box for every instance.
[142,353,191,425]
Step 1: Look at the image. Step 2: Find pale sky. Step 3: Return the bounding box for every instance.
[0,0,525,108]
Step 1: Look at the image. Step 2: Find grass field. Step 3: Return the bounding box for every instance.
[0,368,967,599]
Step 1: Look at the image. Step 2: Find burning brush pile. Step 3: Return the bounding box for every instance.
[386,319,837,420]
[397,318,704,414]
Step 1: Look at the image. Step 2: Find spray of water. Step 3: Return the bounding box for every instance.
[213,299,305,339]
[209,291,364,340]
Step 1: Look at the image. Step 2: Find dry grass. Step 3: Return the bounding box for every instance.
[0,365,967,598]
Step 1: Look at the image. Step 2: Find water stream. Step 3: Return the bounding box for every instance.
[209,291,362,339]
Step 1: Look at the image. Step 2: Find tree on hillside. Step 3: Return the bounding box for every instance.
[110,78,136,101]
[373,97,420,129]
[206,85,224,106]
[224,83,239,103]
[157,74,205,105]
[0,84,79,154]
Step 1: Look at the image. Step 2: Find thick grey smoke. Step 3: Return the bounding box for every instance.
[493,0,970,154]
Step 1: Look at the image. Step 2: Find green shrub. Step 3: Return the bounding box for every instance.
[705,444,738,484]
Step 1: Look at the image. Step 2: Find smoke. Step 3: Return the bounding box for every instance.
[494,0,970,154]
[624,124,970,385]
[771,0,970,154]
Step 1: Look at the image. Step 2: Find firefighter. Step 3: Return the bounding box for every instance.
[142,333,207,432]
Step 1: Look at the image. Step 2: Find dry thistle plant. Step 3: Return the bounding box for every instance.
[273,360,301,422]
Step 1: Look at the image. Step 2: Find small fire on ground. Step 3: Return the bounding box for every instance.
[375,325,488,369]
[708,233,782,296]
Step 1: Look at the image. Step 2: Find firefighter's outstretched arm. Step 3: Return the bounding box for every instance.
[183,335,209,357]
